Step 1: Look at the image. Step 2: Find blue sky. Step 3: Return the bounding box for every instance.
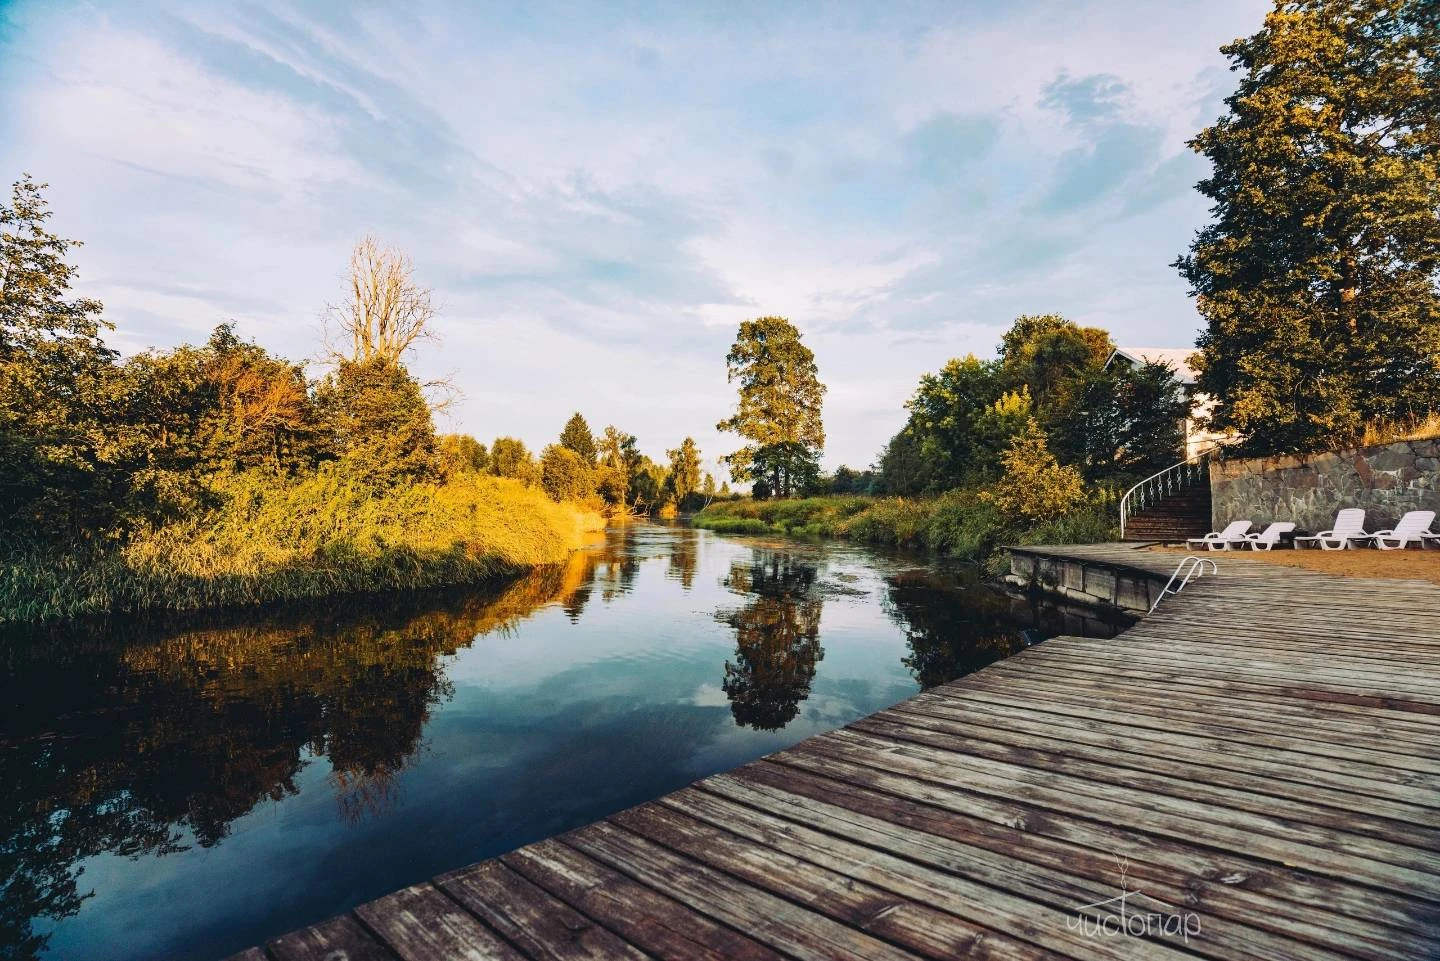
[0,0,1268,472]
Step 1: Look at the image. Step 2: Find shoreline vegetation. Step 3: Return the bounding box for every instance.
[693,491,1117,574]
[693,311,1170,573]
[2,470,604,623]
[2,184,636,625]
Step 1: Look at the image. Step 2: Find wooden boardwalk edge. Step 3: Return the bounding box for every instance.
[227,544,1440,961]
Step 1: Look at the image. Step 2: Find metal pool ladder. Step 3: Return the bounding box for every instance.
[1149,556,1218,614]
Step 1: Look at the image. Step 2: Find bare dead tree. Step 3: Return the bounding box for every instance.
[326,235,437,365]
[323,235,460,413]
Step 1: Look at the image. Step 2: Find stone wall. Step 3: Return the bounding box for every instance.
[1209,438,1440,533]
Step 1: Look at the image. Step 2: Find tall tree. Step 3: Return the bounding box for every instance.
[717,316,826,498]
[997,313,1112,443]
[489,437,536,484]
[0,176,119,538]
[628,457,669,511]
[876,426,928,496]
[559,412,597,465]
[316,238,446,483]
[595,425,639,507]
[1177,0,1440,454]
[903,355,1004,490]
[1057,361,1190,481]
[997,314,1111,398]
[666,437,702,504]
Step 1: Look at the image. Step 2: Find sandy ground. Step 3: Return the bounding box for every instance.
[1148,544,1440,586]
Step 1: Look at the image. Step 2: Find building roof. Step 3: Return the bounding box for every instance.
[1106,347,1199,385]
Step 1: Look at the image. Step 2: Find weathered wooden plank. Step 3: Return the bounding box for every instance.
[778,737,1440,903]
[758,752,1436,935]
[936,674,1440,756]
[1072,639,1440,688]
[803,729,1440,886]
[564,821,927,961]
[437,859,649,961]
[903,690,1440,788]
[701,767,1431,960]
[503,838,783,961]
[1043,642,1440,699]
[221,950,270,961]
[659,786,1367,961]
[268,916,397,961]
[610,803,1056,960]
[353,884,526,961]
[869,703,1440,824]
[970,650,1440,715]
[1020,644,1440,701]
[1122,624,1440,657]
[963,658,1440,741]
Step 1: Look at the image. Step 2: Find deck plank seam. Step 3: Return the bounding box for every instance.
[570,815,955,961]
[776,734,1440,905]
[736,758,1436,944]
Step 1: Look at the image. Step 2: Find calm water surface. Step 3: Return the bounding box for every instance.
[1,524,1130,961]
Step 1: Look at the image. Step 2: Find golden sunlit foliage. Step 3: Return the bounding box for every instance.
[2,462,603,623]
[1179,0,1440,454]
[0,180,627,622]
[980,419,1087,522]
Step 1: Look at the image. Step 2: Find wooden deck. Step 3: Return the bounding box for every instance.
[227,545,1440,961]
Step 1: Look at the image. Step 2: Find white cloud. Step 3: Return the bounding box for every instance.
[0,0,1271,470]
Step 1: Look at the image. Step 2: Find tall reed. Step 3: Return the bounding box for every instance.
[0,467,604,623]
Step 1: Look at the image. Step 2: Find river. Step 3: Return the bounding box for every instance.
[0,523,1131,960]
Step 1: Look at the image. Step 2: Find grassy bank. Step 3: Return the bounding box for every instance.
[1,469,604,623]
[694,491,1117,570]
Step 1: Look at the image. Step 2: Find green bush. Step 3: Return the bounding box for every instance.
[693,516,772,535]
[539,444,596,503]
[920,491,1006,558]
[839,497,936,548]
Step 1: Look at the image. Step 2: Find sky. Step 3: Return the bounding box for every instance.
[0,0,1270,473]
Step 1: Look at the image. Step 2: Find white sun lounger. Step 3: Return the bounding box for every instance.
[1186,520,1253,551]
[1357,510,1437,550]
[1241,521,1296,550]
[1294,508,1368,550]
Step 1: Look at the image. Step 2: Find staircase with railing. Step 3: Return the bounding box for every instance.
[1119,450,1214,542]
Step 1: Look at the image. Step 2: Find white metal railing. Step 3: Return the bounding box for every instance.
[1119,449,1214,539]
[1149,556,1218,613]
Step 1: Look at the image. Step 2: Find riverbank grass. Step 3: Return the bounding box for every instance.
[694,492,1117,569]
[1,469,604,623]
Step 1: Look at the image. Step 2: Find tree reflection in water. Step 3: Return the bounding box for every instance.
[884,566,1133,689]
[717,550,825,731]
[0,528,1127,960]
[665,525,699,589]
[0,555,601,960]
